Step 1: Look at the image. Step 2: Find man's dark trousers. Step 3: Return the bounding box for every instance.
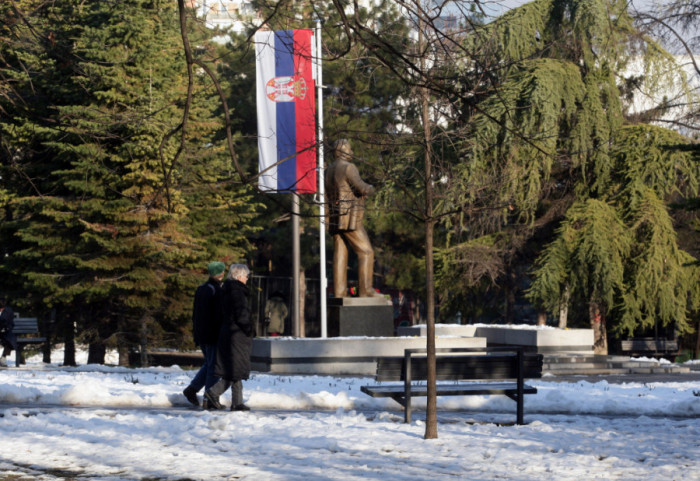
[189,344,218,391]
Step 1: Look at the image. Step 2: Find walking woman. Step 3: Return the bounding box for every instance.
[205,264,254,411]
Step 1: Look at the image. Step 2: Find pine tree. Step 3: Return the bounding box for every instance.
[1,0,89,363]
[386,0,700,353]
[2,0,260,364]
[437,0,700,352]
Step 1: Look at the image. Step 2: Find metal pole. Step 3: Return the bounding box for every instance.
[292,193,301,337]
[315,20,328,338]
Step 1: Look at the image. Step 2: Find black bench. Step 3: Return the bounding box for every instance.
[12,317,46,366]
[619,337,678,361]
[361,347,543,424]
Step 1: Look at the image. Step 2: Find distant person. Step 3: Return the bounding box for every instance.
[264,291,288,336]
[182,261,225,407]
[0,297,17,367]
[205,264,254,411]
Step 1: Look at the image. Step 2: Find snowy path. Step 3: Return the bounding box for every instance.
[0,406,697,481]
[0,358,698,481]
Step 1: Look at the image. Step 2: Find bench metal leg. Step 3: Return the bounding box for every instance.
[516,396,523,425]
[404,350,413,423]
[517,349,524,425]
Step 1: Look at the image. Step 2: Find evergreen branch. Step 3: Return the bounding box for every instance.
[635,12,700,78]
[176,0,247,187]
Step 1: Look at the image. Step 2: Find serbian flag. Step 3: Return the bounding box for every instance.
[255,30,317,193]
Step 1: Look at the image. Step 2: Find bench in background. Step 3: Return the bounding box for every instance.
[12,317,46,366]
[361,347,543,424]
[619,337,678,361]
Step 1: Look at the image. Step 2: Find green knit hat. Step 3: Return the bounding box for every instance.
[207,261,226,276]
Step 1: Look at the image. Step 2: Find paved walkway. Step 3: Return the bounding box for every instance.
[542,370,700,384]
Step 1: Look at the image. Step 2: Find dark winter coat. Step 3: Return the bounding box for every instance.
[192,278,223,347]
[214,279,253,381]
[0,306,17,351]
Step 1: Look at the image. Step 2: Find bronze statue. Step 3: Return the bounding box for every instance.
[326,139,378,298]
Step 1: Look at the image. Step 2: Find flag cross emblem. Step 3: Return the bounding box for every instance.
[266,76,308,102]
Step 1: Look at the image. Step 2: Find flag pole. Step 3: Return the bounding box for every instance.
[315,19,328,338]
[292,192,301,337]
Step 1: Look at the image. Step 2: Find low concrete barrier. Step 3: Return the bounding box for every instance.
[474,326,594,354]
[398,324,594,354]
[251,336,487,375]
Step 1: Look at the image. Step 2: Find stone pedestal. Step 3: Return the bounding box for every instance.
[327,297,394,337]
[398,323,594,354]
[251,336,487,375]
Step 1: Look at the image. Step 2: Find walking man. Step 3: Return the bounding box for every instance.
[205,264,254,411]
[183,261,225,407]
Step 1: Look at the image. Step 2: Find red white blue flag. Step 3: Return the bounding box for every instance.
[255,30,317,193]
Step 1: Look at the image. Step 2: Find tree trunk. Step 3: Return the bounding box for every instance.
[420,20,438,439]
[558,285,569,329]
[63,315,76,367]
[87,342,106,364]
[139,314,149,367]
[118,326,131,367]
[41,308,55,364]
[504,273,516,324]
[536,311,547,326]
[299,269,306,337]
[424,198,437,439]
[589,301,608,354]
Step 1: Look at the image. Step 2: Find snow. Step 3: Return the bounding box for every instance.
[0,349,698,481]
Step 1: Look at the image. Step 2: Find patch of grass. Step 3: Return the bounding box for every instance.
[675,349,697,363]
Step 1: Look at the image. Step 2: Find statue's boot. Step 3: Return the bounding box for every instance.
[357,252,382,297]
[333,234,349,297]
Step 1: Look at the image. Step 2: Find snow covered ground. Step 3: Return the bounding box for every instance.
[0,349,698,481]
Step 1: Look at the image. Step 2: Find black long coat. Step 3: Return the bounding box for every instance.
[192,278,223,347]
[0,306,17,351]
[214,279,253,381]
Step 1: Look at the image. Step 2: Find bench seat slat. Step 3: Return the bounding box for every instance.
[362,382,537,398]
[12,329,42,335]
[16,337,46,344]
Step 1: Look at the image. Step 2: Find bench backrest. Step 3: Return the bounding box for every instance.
[376,352,543,382]
[620,338,678,352]
[12,317,40,335]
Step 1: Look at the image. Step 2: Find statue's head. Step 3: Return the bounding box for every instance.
[334,139,352,161]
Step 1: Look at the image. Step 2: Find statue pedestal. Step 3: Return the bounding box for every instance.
[327,297,394,337]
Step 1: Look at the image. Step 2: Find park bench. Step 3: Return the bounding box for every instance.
[619,337,678,361]
[11,317,46,366]
[361,347,543,424]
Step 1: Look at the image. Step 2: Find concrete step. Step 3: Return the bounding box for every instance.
[543,356,691,375]
[544,368,632,376]
[543,355,612,364]
[543,362,610,371]
[627,366,690,374]
[544,356,606,364]
[608,361,661,369]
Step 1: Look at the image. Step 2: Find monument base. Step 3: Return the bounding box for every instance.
[250,336,488,375]
[327,297,394,337]
[398,324,594,354]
